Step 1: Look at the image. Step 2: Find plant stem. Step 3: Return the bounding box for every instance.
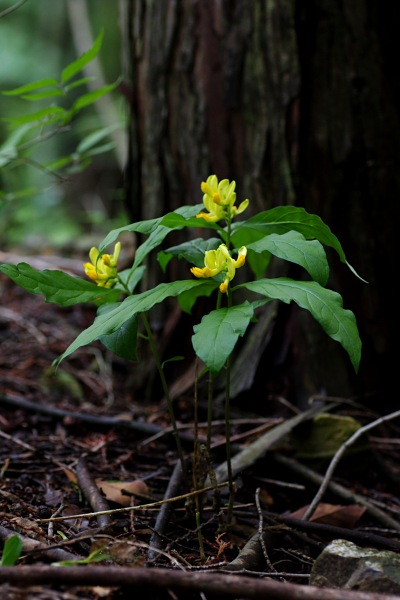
[225,286,235,524]
[224,354,234,525]
[140,312,188,484]
[206,373,213,454]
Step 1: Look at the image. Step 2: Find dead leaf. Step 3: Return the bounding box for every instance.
[290,502,366,528]
[96,479,149,507]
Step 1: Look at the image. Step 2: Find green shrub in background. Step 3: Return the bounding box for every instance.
[0,28,125,247]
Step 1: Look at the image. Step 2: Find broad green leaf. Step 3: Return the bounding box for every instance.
[56,279,208,363]
[237,278,361,371]
[2,78,59,95]
[192,302,255,375]
[71,80,120,113]
[158,237,221,271]
[0,263,118,306]
[231,206,366,282]
[1,535,23,566]
[247,231,329,286]
[98,310,138,361]
[61,29,104,84]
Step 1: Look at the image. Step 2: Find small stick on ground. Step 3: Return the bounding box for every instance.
[76,457,111,529]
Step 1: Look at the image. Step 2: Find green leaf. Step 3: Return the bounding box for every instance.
[77,124,121,154]
[71,80,120,113]
[1,535,23,566]
[64,76,96,92]
[158,237,221,271]
[237,278,361,372]
[160,211,224,234]
[192,302,255,375]
[2,78,59,95]
[231,206,366,282]
[2,106,66,126]
[99,205,204,269]
[178,280,219,313]
[0,263,118,306]
[52,547,111,567]
[115,266,145,294]
[56,280,208,363]
[61,29,104,84]
[247,231,329,286]
[98,309,138,361]
[21,89,65,101]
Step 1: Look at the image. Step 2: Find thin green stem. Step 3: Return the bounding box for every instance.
[140,312,188,484]
[206,373,213,454]
[225,285,235,524]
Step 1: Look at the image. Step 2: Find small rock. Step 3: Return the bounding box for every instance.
[310,539,400,593]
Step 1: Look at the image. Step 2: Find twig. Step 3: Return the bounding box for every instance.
[75,457,111,528]
[302,409,400,521]
[274,453,400,531]
[0,393,196,447]
[210,401,337,485]
[2,564,395,599]
[147,460,183,563]
[255,488,277,574]
[0,0,29,18]
[261,510,400,553]
[37,482,229,523]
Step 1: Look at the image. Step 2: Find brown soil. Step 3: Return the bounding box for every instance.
[1,271,400,600]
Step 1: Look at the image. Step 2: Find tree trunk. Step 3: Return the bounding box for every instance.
[121,0,397,408]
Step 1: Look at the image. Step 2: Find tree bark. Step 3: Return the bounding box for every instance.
[121,0,398,406]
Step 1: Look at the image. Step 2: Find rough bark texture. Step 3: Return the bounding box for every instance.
[121,0,397,406]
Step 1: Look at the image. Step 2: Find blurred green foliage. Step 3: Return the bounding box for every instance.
[0,0,128,249]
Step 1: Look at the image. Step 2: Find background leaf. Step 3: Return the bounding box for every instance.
[61,28,104,84]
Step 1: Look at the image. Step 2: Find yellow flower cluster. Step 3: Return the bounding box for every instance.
[84,242,121,288]
[196,174,249,223]
[191,243,247,293]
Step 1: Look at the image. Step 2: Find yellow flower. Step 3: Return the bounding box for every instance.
[83,242,121,288]
[196,174,249,223]
[190,244,247,293]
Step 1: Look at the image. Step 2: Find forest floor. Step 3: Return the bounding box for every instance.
[1,265,400,600]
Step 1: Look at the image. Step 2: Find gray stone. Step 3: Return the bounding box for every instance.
[310,539,400,593]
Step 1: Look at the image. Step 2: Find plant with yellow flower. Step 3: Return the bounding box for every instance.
[0,173,364,524]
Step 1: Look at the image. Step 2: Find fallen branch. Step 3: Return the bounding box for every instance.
[274,453,400,531]
[0,565,397,599]
[76,457,112,528]
[301,409,400,522]
[210,401,337,484]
